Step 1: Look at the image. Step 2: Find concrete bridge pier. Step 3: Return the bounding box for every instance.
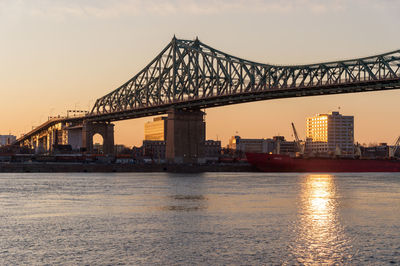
[166,109,205,164]
[47,129,58,153]
[31,137,38,153]
[37,136,47,154]
[82,122,115,154]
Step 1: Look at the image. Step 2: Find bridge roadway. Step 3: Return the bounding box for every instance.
[15,37,400,162]
[85,77,400,123]
[19,116,84,141]
[16,116,87,154]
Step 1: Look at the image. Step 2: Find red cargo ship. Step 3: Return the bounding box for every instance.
[246,153,400,172]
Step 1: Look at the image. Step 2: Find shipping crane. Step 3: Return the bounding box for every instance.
[389,136,400,158]
[291,122,304,154]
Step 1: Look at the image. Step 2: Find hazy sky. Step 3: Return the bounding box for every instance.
[1,0,400,146]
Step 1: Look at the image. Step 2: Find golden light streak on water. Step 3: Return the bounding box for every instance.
[290,174,352,265]
[308,174,333,228]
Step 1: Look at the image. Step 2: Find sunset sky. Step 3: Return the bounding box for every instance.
[1,0,400,147]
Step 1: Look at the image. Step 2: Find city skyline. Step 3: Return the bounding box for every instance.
[1,0,400,147]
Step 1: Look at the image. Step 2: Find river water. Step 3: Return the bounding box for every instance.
[1,172,399,265]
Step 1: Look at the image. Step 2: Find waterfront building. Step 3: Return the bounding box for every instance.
[204,140,221,161]
[144,117,167,141]
[306,111,354,155]
[272,136,297,154]
[0,135,16,146]
[228,135,295,155]
[114,144,129,155]
[143,140,166,159]
[229,136,267,153]
[142,139,221,162]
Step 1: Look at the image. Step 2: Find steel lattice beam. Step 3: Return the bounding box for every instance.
[88,37,400,122]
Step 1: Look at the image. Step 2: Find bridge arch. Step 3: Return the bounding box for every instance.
[92,133,104,154]
[82,122,114,154]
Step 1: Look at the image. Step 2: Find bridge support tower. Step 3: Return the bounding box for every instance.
[166,109,205,164]
[82,122,115,154]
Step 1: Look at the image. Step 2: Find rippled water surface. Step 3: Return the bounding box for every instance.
[1,172,400,264]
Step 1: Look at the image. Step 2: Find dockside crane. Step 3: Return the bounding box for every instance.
[389,136,400,158]
[291,122,304,154]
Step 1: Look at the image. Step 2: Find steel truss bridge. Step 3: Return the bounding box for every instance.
[16,37,400,145]
[87,37,400,122]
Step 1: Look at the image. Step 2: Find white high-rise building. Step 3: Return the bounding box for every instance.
[306,111,354,155]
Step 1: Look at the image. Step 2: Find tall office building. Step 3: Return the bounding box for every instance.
[306,111,354,155]
[144,117,167,141]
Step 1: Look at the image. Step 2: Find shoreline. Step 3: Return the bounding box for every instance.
[0,162,257,173]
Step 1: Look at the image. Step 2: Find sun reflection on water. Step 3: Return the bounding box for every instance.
[289,174,352,265]
[308,175,333,227]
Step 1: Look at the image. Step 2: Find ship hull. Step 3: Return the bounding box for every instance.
[246,153,400,172]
